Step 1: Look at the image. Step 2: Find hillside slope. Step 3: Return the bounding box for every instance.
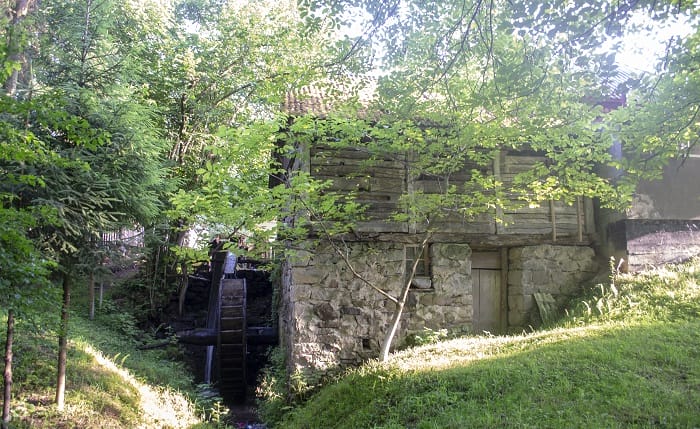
[276,260,700,428]
[1,303,214,428]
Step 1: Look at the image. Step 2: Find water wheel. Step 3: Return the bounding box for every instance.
[217,278,247,400]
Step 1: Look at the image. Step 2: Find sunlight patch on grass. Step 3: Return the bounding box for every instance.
[389,325,608,371]
[275,259,700,428]
[82,343,203,428]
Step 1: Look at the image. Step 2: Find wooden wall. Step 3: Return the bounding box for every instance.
[309,145,591,240]
[311,145,407,232]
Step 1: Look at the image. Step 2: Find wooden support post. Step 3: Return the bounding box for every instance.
[550,200,557,242]
[577,196,584,242]
[584,197,595,237]
[493,151,503,235]
[499,247,508,332]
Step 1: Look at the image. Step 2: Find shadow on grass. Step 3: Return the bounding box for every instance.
[282,321,700,429]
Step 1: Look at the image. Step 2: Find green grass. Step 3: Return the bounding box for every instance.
[4,261,700,428]
[274,259,700,428]
[0,278,227,428]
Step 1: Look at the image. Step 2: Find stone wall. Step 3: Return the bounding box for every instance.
[280,241,599,374]
[607,219,700,272]
[280,241,473,374]
[507,244,598,327]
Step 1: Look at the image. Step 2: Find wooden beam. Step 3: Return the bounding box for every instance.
[577,196,583,242]
[550,200,557,242]
[316,231,593,247]
[494,151,503,235]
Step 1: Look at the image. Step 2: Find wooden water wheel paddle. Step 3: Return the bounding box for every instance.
[216,278,247,400]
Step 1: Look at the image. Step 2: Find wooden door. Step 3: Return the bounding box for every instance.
[472,252,503,334]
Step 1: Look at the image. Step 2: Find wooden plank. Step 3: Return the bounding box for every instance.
[494,152,504,235]
[312,164,405,176]
[503,205,578,215]
[472,251,501,269]
[311,146,404,162]
[220,317,245,330]
[577,196,583,242]
[584,197,595,235]
[550,199,557,242]
[503,156,546,173]
[502,216,579,226]
[424,221,496,234]
[498,226,554,235]
[499,225,580,235]
[358,202,401,214]
[354,220,409,233]
[473,267,502,334]
[317,177,404,192]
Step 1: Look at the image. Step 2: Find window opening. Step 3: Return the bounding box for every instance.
[406,244,432,289]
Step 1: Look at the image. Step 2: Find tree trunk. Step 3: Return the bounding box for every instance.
[177,261,188,316]
[2,309,15,429]
[379,233,431,362]
[99,281,104,309]
[55,272,71,411]
[3,0,33,96]
[88,270,95,320]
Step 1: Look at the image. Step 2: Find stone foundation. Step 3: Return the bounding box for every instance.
[607,219,700,272]
[507,244,598,327]
[280,241,598,374]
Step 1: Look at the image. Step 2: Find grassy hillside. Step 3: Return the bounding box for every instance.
[0,282,228,429]
[274,260,700,428]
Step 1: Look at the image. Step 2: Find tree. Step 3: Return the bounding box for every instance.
[0,0,172,410]
[0,207,55,429]
[2,0,35,96]
[260,0,700,361]
[0,98,58,427]
[158,0,367,301]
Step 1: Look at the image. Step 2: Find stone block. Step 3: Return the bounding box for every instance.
[382,248,406,263]
[288,249,314,267]
[320,321,340,329]
[317,334,341,346]
[449,295,468,306]
[412,276,433,290]
[508,311,527,327]
[508,283,524,295]
[341,306,362,315]
[508,295,526,312]
[407,292,419,309]
[291,284,312,300]
[508,270,523,286]
[314,302,339,321]
[293,268,327,285]
[310,287,339,301]
[293,302,313,319]
[418,293,435,306]
[531,269,550,285]
[455,305,471,320]
[509,247,523,262]
[435,295,459,306]
[437,273,470,295]
[435,243,472,261]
